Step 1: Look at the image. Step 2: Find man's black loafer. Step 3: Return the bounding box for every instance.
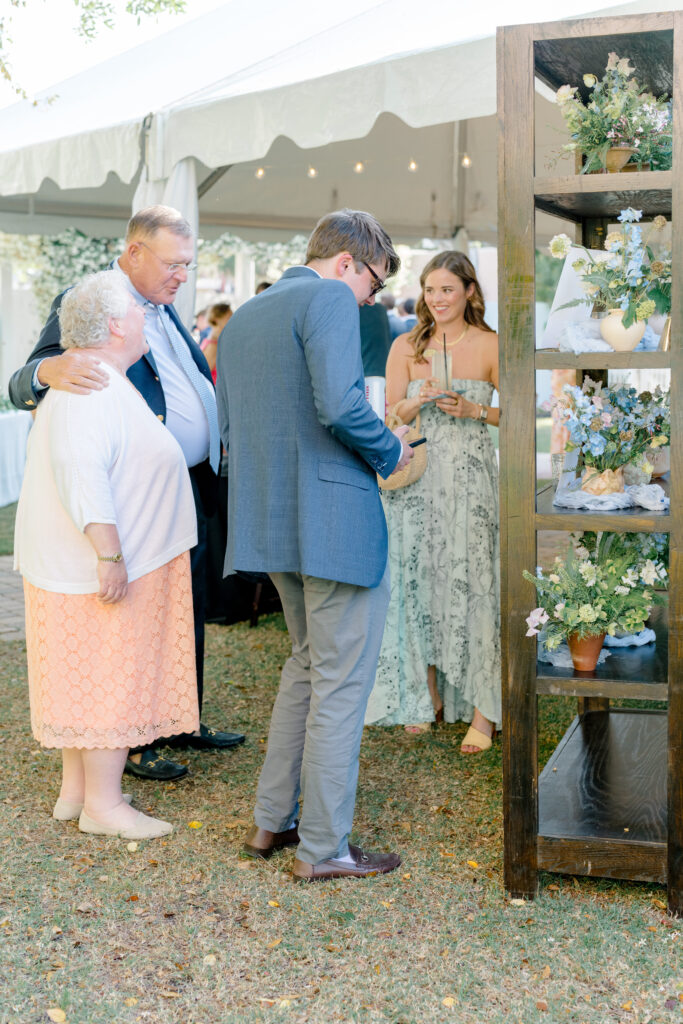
[124,749,188,781]
[167,723,246,750]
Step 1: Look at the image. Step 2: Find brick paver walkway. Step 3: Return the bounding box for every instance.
[0,555,24,641]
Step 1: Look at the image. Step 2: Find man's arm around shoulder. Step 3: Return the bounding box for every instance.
[8,291,109,410]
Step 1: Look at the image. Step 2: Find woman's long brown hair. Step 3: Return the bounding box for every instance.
[408,250,494,363]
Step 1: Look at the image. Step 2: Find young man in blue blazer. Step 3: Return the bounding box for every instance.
[217,209,413,880]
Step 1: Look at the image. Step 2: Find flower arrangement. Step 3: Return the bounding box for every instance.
[524,535,666,652]
[556,377,668,481]
[549,210,669,327]
[555,53,672,173]
[572,530,669,575]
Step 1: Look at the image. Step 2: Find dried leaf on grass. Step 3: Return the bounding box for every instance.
[47,1011,66,1023]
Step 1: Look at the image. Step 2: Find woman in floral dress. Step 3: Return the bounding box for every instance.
[366,251,500,752]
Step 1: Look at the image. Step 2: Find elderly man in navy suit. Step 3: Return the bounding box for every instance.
[217,209,413,880]
[9,205,245,781]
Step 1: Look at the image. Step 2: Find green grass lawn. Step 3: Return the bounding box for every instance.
[0,617,679,1023]
[0,502,16,556]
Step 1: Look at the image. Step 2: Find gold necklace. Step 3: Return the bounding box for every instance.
[443,324,469,347]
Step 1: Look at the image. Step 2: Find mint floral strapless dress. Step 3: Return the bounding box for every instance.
[366,378,501,728]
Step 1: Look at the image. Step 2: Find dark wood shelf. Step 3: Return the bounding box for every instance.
[537,605,668,700]
[536,477,670,532]
[534,20,673,97]
[535,350,671,370]
[534,173,671,222]
[537,709,667,882]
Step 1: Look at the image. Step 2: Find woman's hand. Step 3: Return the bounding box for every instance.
[96,560,128,604]
[435,391,479,419]
[416,378,443,405]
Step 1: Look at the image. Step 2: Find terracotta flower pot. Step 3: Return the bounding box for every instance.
[567,632,606,672]
[581,466,625,494]
[605,146,636,172]
[599,308,646,352]
[586,146,636,173]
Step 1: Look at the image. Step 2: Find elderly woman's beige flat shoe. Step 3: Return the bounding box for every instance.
[53,794,132,821]
[78,808,172,840]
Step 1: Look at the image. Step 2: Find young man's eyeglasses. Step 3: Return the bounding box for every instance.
[362,261,386,296]
[139,240,198,275]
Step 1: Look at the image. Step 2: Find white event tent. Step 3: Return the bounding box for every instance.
[2,0,672,233]
[0,0,677,331]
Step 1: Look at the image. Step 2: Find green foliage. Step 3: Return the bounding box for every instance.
[535,248,564,306]
[0,0,184,99]
[199,232,309,280]
[549,213,670,327]
[0,228,123,320]
[555,52,672,173]
[524,536,666,649]
[574,529,669,570]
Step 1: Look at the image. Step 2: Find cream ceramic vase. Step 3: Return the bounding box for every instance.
[623,457,652,486]
[599,309,646,352]
[647,445,670,478]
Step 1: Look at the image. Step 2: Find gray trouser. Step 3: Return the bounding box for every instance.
[254,568,390,865]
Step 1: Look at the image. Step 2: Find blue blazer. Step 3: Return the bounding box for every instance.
[216,266,402,589]
[8,288,213,419]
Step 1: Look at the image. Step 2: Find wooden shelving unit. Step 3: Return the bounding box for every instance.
[497,12,682,915]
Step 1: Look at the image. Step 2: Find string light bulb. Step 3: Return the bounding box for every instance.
[255,167,265,179]
[408,159,418,172]
[353,161,365,174]
[307,166,318,178]
[461,153,472,168]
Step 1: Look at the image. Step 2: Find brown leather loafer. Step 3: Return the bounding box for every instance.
[292,843,401,881]
[241,822,300,860]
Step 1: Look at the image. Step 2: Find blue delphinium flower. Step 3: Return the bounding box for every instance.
[587,432,607,457]
[618,208,643,222]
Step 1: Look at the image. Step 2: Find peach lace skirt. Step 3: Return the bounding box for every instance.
[24,552,199,749]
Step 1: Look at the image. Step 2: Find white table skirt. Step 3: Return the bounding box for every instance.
[0,410,32,507]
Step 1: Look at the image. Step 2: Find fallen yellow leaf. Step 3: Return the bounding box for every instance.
[621,1001,633,1011]
[204,954,217,965]
[188,821,203,829]
[442,996,456,1007]
[402,873,411,880]
[124,998,138,1007]
[653,899,667,910]
[267,900,279,907]
[126,842,138,852]
[542,965,551,979]
[510,898,526,906]
[266,938,282,949]
[47,1011,66,1023]
[466,860,479,869]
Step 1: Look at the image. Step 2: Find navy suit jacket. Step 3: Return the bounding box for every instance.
[216,266,402,589]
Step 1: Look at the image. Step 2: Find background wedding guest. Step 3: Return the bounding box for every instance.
[398,297,418,331]
[14,272,199,839]
[255,281,272,294]
[217,208,413,880]
[8,204,245,781]
[201,302,232,384]
[193,307,211,343]
[380,292,405,340]
[366,250,501,753]
[359,300,392,377]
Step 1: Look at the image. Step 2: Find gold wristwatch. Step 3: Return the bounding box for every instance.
[98,553,123,563]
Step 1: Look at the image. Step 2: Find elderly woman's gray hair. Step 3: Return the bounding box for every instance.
[58,272,133,350]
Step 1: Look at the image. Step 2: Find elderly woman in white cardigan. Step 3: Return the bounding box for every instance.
[14,271,199,840]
